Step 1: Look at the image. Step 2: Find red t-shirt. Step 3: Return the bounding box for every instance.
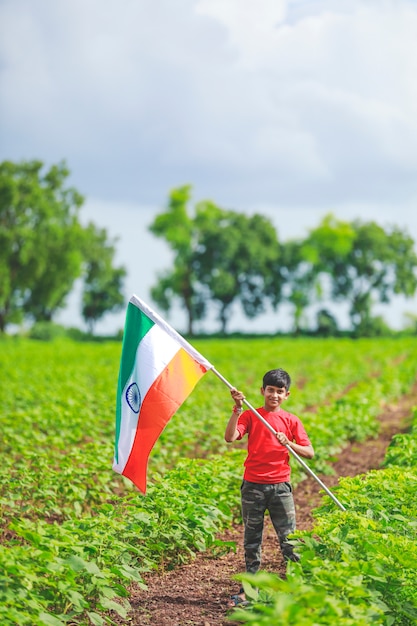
[236,407,311,483]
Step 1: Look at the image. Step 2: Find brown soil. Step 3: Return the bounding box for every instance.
[116,392,414,626]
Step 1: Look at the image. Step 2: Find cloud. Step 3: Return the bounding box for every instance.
[2,0,417,206]
[192,1,417,203]
[195,0,288,68]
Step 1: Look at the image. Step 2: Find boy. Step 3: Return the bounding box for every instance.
[225,368,314,606]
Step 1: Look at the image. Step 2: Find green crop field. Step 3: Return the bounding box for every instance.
[1,336,417,625]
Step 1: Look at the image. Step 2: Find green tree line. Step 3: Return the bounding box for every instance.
[150,185,417,336]
[2,161,417,337]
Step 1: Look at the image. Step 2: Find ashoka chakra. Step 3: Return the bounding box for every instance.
[126,382,141,413]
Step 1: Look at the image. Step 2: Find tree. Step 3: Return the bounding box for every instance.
[278,240,317,334]
[304,214,417,335]
[0,159,126,333]
[278,214,357,333]
[403,312,417,334]
[315,308,339,336]
[0,160,85,331]
[149,187,282,335]
[149,186,205,335]
[194,202,281,333]
[81,224,126,334]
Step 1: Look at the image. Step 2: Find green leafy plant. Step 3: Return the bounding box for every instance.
[1,336,417,624]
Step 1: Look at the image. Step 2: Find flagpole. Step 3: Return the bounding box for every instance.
[212,367,347,512]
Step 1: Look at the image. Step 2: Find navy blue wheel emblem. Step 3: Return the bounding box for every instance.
[126,382,141,413]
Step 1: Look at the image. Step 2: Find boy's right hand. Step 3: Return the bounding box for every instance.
[230,387,245,407]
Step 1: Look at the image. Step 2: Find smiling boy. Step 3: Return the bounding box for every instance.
[225,368,314,606]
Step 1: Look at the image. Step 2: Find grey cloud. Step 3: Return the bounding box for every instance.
[1,0,417,210]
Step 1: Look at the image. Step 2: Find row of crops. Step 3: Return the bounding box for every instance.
[1,336,417,624]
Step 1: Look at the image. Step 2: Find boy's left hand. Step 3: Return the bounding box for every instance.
[276,431,289,446]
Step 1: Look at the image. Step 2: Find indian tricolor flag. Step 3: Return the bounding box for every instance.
[113,295,213,493]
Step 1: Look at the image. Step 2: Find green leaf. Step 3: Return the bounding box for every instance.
[65,555,102,576]
[86,611,105,626]
[38,613,66,626]
[99,597,127,618]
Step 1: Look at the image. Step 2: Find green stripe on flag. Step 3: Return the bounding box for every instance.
[114,302,154,462]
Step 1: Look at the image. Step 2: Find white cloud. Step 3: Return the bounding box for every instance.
[195,0,287,67]
[2,0,417,204]
[2,0,417,331]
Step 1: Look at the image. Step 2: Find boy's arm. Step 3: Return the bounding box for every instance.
[276,432,315,459]
[224,388,245,442]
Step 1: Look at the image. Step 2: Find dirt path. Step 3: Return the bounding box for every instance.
[117,392,414,626]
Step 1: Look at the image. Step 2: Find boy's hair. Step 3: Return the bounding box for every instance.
[262,368,291,390]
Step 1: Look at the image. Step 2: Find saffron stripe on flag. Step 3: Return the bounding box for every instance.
[122,347,208,493]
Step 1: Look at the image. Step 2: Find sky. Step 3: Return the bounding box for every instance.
[1,0,417,334]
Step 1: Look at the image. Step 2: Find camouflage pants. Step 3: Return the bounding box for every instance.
[240,480,297,574]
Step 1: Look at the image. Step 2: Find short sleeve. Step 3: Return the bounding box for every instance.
[291,417,311,446]
[235,410,251,440]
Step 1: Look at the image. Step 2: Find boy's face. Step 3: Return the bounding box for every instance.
[261,384,290,411]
